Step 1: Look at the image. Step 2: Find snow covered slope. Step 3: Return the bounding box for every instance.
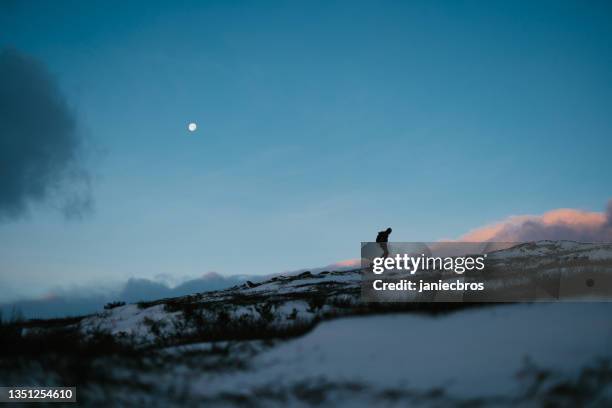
[4,241,612,406]
[41,303,612,406]
[487,240,612,262]
[77,241,612,347]
[80,269,364,345]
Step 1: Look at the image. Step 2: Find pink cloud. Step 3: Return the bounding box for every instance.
[458,200,612,242]
[331,259,362,268]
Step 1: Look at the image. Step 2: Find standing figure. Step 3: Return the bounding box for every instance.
[376,227,392,258]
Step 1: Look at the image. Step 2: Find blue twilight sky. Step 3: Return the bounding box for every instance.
[1,0,611,301]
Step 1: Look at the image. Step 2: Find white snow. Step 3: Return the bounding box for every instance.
[185,302,612,399]
[80,304,182,342]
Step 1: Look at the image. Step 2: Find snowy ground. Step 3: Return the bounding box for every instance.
[78,240,612,347]
[5,241,612,406]
[73,302,612,406]
[225,303,611,399]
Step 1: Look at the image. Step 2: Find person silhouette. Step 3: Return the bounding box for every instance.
[376,227,392,258]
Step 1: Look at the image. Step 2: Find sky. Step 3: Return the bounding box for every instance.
[1,0,611,303]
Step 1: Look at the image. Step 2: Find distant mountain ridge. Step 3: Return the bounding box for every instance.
[1,261,360,320]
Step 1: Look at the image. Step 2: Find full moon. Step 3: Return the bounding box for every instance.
[188,122,197,132]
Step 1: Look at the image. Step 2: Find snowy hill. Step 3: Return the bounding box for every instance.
[79,269,364,346]
[3,241,612,406]
[487,240,612,262]
[75,240,612,346]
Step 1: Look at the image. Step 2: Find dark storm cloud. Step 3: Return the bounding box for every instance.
[0,48,92,220]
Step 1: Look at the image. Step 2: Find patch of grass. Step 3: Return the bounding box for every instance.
[306,291,326,313]
[142,317,168,338]
[287,308,298,320]
[104,301,126,310]
[254,302,276,323]
[137,300,150,309]
[517,358,612,406]
[0,325,145,402]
